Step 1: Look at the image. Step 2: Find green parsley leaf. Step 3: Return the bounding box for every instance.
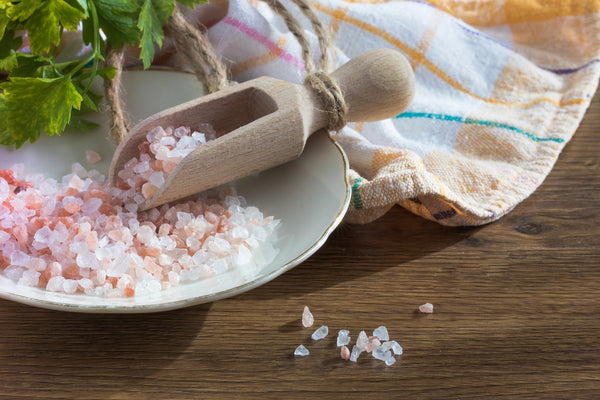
[0,52,17,71]
[138,0,174,68]
[26,0,85,54]
[6,0,43,22]
[0,76,83,147]
[93,0,140,47]
[0,30,21,60]
[0,93,13,146]
[0,6,11,40]
[7,53,48,77]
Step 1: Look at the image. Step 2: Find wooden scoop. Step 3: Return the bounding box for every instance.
[108,48,415,210]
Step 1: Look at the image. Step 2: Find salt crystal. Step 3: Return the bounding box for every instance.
[148,172,165,187]
[302,306,314,328]
[18,269,40,286]
[337,329,350,346]
[372,345,391,361]
[349,345,362,362]
[231,226,249,239]
[4,266,24,282]
[85,150,102,165]
[76,251,100,270]
[10,250,30,266]
[46,276,65,292]
[311,325,328,340]
[146,126,166,142]
[0,204,9,219]
[384,352,396,366]
[373,326,389,341]
[191,131,206,143]
[0,178,9,201]
[383,341,403,355]
[419,302,434,313]
[34,226,53,244]
[294,344,309,357]
[234,244,252,266]
[63,279,78,294]
[159,136,176,146]
[365,336,381,353]
[107,253,130,276]
[82,197,102,214]
[340,345,350,360]
[356,330,369,350]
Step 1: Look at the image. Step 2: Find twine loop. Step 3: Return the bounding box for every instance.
[304,70,347,132]
[105,1,345,143]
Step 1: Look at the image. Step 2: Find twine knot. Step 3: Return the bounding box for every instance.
[304,71,348,132]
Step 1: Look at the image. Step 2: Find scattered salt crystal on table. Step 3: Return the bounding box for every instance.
[419,303,434,313]
[373,326,389,341]
[340,345,350,360]
[383,341,403,355]
[302,306,314,328]
[85,150,102,165]
[365,336,382,353]
[372,345,391,361]
[337,329,350,346]
[349,345,362,362]
[384,352,396,366]
[311,325,329,340]
[294,344,309,357]
[356,330,369,350]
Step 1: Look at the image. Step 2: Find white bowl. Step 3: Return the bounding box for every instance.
[0,70,350,312]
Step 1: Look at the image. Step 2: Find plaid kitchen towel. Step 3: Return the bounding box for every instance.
[134,0,595,225]
[199,0,600,225]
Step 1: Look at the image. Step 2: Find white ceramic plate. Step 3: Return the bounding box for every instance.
[0,70,350,313]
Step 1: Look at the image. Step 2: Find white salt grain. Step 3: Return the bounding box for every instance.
[373,326,389,341]
[419,302,434,313]
[349,345,362,362]
[384,352,396,366]
[311,325,329,340]
[294,345,309,357]
[337,329,350,347]
[372,345,391,361]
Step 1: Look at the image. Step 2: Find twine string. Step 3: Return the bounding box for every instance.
[105,0,346,144]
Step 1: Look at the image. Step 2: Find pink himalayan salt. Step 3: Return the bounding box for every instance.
[340,345,350,360]
[0,124,279,298]
[365,336,382,353]
[302,305,314,328]
[419,303,434,314]
[356,330,369,351]
[85,150,102,165]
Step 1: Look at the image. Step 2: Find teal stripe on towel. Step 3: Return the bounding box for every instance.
[396,112,565,143]
[352,177,364,210]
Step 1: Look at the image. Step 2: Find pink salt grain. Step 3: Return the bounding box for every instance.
[340,345,350,360]
[419,303,434,314]
[0,124,280,298]
[85,150,102,165]
[302,306,314,328]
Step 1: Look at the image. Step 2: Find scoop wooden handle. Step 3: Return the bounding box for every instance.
[328,48,415,123]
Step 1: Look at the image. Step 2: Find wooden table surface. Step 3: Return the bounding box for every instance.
[1,92,599,400]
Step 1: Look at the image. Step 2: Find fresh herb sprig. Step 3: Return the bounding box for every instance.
[0,0,206,148]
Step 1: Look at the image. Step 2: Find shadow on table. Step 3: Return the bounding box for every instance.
[243,206,480,300]
[0,299,210,391]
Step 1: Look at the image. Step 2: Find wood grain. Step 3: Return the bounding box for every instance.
[0,92,599,399]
